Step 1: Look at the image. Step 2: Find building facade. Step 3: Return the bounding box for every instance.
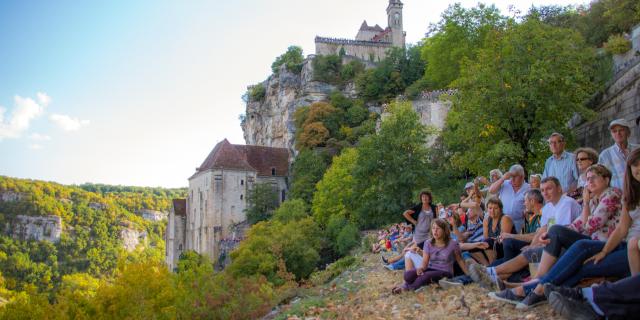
[315,0,406,62]
[166,139,289,270]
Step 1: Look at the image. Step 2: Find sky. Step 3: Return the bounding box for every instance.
[0,0,587,188]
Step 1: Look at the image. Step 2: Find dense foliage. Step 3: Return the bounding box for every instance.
[0,176,183,300]
[245,183,279,224]
[312,55,365,86]
[444,18,598,175]
[355,46,426,102]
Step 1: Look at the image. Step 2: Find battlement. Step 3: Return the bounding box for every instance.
[315,36,392,47]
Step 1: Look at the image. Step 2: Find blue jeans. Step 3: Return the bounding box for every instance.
[523,240,630,293]
[388,259,405,270]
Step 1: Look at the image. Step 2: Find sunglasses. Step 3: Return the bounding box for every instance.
[576,157,590,162]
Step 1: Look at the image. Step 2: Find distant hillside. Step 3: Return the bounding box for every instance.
[0,176,186,294]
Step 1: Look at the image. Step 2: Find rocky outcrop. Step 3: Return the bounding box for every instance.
[242,56,337,153]
[8,215,62,243]
[140,209,167,222]
[120,228,148,252]
[242,55,453,152]
[0,191,27,202]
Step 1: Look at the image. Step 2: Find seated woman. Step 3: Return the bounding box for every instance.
[489,164,624,309]
[392,219,470,293]
[566,147,598,204]
[478,198,515,264]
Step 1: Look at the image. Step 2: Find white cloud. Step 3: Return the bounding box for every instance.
[28,144,43,150]
[37,92,51,107]
[49,114,90,131]
[29,133,52,141]
[0,95,47,140]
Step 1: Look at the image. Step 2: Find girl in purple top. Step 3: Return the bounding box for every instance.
[392,219,470,293]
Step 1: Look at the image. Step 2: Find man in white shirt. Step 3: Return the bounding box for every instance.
[489,164,531,232]
[599,118,638,190]
[471,176,580,288]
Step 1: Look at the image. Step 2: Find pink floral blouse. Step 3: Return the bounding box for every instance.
[570,187,622,241]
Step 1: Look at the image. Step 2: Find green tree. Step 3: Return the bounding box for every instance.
[444,18,597,176]
[245,183,279,224]
[421,3,506,89]
[271,46,304,74]
[289,150,330,204]
[272,199,309,223]
[312,148,358,226]
[351,102,431,228]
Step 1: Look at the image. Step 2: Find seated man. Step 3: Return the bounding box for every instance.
[470,177,581,288]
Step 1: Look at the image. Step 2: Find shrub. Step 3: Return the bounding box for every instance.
[248,83,266,102]
[604,34,632,55]
[271,46,304,74]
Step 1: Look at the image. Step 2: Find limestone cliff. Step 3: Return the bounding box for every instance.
[242,55,341,153]
[241,55,452,153]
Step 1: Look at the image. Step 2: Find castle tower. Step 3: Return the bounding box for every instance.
[386,0,405,48]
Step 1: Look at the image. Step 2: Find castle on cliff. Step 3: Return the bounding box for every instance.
[315,0,406,62]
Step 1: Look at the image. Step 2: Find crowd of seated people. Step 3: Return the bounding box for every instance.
[380,119,639,319]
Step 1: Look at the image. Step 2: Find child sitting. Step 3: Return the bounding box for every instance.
[392,219,470,293]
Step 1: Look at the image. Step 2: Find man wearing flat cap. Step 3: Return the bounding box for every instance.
[598,118,639,189]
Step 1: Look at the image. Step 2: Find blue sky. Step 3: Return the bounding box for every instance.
[0,0,585,187]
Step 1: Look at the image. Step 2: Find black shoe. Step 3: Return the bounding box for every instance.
[381,255,389,264]
[543,283,583,301]
[516,291,547,310]
[548,292,602,320]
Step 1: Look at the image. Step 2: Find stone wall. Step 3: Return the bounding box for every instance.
[315,37,392,62]
[165,207,186,271]
[9,215,62,243]
[573,52,640,150]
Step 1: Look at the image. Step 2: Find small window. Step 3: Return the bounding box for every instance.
[240,194,243,200]
[178,244,183,251]
[271,168,276,176]
[281,190,286,202]
[241,179,244,186]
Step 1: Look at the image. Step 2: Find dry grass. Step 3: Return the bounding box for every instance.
[270,251,562,320]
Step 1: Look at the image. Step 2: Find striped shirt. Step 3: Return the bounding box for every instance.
[542,151,579,193]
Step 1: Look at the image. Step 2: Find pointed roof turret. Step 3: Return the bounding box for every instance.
[359,20,369,30]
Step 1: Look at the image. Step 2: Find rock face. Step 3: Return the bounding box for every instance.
[242,55,453,152]
[120,228,147,252]
[242,56,337,153]
[140,209,167,222]
[0,191,27,202]
[9,215,62,243]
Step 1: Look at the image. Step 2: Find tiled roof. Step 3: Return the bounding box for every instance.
[192,139,290,178]
[172,199,186,216]
[197,139,255,173]
[371,28,391,42]
[234,144,290,177]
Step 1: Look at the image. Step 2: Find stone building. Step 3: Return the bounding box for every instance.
[315,0,405,62]
[165,139,289,270]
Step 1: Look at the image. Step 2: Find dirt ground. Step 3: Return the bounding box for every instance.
[269,251,562,320]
